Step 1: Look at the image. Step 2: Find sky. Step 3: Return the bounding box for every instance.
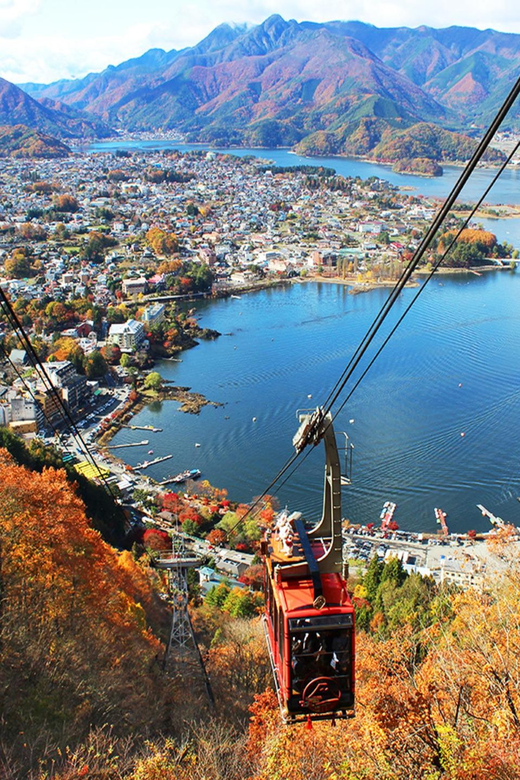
[0,0,519,85]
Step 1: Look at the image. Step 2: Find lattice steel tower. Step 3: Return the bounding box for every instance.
[155,532,202,660]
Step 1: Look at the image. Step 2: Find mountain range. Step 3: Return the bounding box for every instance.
[3,16,520,156]
[0,77,111,139]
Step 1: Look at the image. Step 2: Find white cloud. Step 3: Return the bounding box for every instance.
[0,0,40,38]
[1,0,519,84]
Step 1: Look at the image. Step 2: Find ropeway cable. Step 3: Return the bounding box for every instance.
[327,136,520,428]
[224,76,520,536]
[0,288,129,522]
[318,75,520,424]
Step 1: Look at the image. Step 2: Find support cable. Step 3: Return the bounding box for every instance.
[328,138,520,428]
[319,74,520,423]
[0,290,129,521]
[224,77,520,536]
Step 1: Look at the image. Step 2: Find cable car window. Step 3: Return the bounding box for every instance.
[290,627,352,696]
[288,614,353,632]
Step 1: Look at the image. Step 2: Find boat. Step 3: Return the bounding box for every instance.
[434,507,449,536]
[171,468,201,483]
[380,501,397,530]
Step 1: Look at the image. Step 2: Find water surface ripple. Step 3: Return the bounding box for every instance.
[111,273,520,534]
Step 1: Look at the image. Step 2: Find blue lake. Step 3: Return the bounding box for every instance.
[111,273,520,535]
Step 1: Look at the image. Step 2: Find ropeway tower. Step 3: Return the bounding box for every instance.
[155,533,215,708]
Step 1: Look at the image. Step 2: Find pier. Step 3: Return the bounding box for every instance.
[107,439,149,449]
[477,504,505,528]
[380,501,397,531]
[435,508,449,536]
[123,424,163,432]
[135,454,173,470]
[157,476,183,486]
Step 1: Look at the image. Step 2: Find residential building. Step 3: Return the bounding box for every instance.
[108,319,146,351]
[122,277,148,297]
[142,303,166,326]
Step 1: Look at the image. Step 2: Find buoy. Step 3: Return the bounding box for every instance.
[148,450,154,454]
[307,394,312,399]
[349,419,355,424]
[195,443,201,447]
[458,383,463,387]
[252,417,257,422]
[460,432,465,437]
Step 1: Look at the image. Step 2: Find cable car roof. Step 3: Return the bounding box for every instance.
[273,570,353,616]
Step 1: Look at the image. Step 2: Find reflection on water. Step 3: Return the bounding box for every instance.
[111,273,520,535]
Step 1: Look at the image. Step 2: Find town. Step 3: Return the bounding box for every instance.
[0,148,449,434]
[0,147,517,595]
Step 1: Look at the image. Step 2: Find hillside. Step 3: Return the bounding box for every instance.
[0,123,70,158]
[2,449,519,780]
[0,448,171,767]
[0,77,113,139]
[19,16,520,151]
[295,118,506,172]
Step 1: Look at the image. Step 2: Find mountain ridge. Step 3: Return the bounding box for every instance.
[0,77,112,139]
[8,17,520,155]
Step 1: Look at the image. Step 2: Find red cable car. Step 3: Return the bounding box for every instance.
[262,409,355,723]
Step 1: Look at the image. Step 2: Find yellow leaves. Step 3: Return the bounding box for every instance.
[127,601,147,631]
[435,724,462,775]
[353,583,367,599]
[146,227,179,256]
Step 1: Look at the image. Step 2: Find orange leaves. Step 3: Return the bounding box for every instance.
[0,447,165,742]
[206,528,226,546]
[439,227,497,252]
[146,227,179,256]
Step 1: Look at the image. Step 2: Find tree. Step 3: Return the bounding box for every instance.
[222,588,263,618]
[146,227,178,256]
[4,247,33,278]
[144,371,163,391]
[0,449,166,765]
[54,193,79,212]
[206,528,227,547]
[84,230,117,263]
[181,518,199,535]
[364,554,384,603]
[19,222,46,241]
[48,337,85,371]
[206,582,231,608]
[107,169,128,182]
[84,350,108,379]
[101,343,121,364]
[142,527,171,551]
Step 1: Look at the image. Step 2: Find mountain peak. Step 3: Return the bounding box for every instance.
[195,21,248,53]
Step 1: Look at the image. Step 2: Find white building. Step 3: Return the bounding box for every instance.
[142,303,166,326]
[108,319,146,351]
[122,277,148,297]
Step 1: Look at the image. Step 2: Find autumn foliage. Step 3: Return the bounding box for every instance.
[4,444,520,779]
[0,449,169,772]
